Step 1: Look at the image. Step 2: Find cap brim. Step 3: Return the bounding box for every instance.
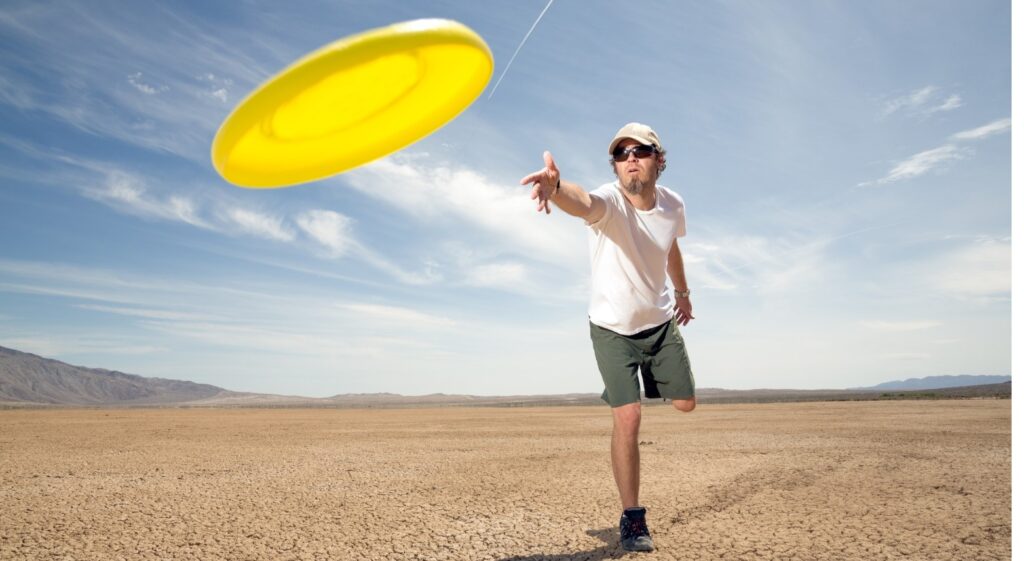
[608,135,655,155]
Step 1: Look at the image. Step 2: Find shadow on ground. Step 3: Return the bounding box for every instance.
[497,527,630,561]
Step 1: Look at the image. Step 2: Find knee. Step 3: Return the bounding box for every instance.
[673,397,696,413]
[612,403,642,432]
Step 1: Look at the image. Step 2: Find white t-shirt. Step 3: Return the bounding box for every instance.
[586,181,687,335]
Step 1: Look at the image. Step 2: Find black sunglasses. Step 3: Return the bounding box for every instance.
[612,144,658,162]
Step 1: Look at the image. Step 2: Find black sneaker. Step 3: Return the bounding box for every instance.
[619,507,655,552]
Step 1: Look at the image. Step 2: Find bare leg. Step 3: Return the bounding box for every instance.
[611,402,642,509]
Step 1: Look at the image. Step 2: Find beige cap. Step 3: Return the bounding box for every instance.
[608,122,662,155]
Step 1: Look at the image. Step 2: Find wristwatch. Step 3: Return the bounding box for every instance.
[674,288,690,298]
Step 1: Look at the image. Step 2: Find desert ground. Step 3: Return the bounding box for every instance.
[0,400,1010,561]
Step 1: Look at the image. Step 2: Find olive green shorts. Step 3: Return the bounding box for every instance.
[589,319,695,408]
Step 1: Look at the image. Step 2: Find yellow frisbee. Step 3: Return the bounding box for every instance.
[211,19,493,188]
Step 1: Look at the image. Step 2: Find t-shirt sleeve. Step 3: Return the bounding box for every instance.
[586,186,617,230]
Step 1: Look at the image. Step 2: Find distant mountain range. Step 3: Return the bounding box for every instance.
[854,375,1011,391]
[0,345,1011,407]
[0,346,236,405]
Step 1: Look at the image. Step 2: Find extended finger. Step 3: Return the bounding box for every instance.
[543,151,559,174]
[520,170,545,185]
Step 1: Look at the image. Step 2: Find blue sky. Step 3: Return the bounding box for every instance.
[0,1,1011,397]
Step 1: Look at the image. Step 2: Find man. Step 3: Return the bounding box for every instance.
[520,123,696,553]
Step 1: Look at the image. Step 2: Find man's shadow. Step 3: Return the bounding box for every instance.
[497,527,630,561]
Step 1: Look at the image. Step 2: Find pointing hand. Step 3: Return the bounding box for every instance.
[520,151,560,214]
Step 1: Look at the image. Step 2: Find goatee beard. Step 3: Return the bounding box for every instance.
[622,176,644,195]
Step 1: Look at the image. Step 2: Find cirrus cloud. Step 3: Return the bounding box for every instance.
[295,209,354,257]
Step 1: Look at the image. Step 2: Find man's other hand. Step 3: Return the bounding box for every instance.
[675,296,694,326]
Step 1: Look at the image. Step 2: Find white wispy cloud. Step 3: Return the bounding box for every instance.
[75,304,219,322]
[463,262,528,291]
[859,320,942,332]
[354,251,442,286]
[0,258,460,360]
[0,282,148,307]
[882,86,962,117]
[345,155,585,268]
[880,237,1010,305]
[930,238,1010,299]
[339,303,455,328]
[0,259,261,308]
[0,3,278,160]
[682,233,835,294]
[931,94,962,112]
[224,208,295,242]
[0,335,165,358]
[340,155,595,293]
[5,258,552,376]
[14,145,435,286]
[860,115,1009,186]
[83,169,212,229]
[950,118,1011,141]
[127,72,166,95]
[860,144,968,187]
[883,85,937,115]
[200,72,233,103]
[139,319,364,357]
[295,209,354,257]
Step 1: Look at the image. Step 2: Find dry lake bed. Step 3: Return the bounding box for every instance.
[0,400,1010,560]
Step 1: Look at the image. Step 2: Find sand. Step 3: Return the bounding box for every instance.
[0,400,1010,560]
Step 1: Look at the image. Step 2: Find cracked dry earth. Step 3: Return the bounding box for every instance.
[0,400,1010,561]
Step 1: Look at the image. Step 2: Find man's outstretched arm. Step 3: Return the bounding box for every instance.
[520,151,605,222]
